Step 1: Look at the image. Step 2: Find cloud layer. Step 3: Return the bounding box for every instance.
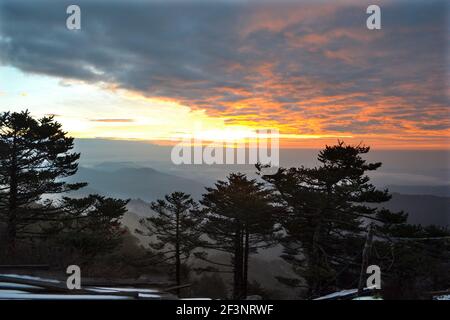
[0,0,448,146]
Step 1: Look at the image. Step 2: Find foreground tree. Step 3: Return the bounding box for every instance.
[374,222,450,299]
[0,110,128,262]
[260,142,407,298]
[200,173,282,299]
[0,111,85,252]
[137,192,205,295]
[47,195,129,259]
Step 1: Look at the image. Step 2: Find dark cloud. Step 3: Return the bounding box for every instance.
[0,0,447,136]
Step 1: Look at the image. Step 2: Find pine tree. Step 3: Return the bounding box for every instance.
[200,173,282,299]
[47,195,129,258]
[260,142,407,298]
[137,192,205,295]
[374,222,450,299]
[0,111,85,253]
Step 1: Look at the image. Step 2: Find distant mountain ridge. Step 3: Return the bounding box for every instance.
[68,163,450,227]
[68,166,206,201]
[381,193,449,227]
[387,185,450,197]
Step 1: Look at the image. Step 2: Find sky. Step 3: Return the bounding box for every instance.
[0,0,449,149]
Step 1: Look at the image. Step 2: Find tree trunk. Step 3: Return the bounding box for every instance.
[243,225,250,299]
[232,227,243,299]
[7,136,18,258]
[310,215,322,298]
[175,211,181,296]
[358,223,374,296]
[6,209,17,256]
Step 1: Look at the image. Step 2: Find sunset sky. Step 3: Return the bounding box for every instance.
[0,0,448,149]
